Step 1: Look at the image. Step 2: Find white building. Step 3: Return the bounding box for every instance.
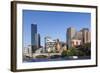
[45,36,56,52]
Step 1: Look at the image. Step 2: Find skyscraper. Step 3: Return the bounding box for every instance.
[80,28,91,44]
[67,27,76,48]
[31,24,37,53]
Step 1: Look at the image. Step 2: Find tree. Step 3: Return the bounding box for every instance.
[76,43,91,56]
[67,47,79,56]
[61,47,79,57]
[61,50,67,57]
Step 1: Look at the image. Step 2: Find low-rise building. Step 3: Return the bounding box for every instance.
[71,39,81,47]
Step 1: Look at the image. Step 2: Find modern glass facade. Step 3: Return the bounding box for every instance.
[31,24,37,53]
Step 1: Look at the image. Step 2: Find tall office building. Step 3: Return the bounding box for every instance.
[80,28,91,44]
[67,27,76,48]
[31,24,37,53]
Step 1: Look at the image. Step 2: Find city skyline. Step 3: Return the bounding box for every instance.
[67,27,91,48]
[23,10,91,47]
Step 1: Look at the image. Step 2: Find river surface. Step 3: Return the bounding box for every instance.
[23,56,91,62]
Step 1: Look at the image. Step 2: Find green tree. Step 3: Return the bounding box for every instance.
[76,43,91,56]
[61,47,79,57]
[61,50,67,57]
[67,47,79,56]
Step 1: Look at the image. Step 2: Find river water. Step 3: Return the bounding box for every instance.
[23,56,91,62]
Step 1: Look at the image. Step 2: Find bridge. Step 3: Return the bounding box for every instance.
[32,53,61,58]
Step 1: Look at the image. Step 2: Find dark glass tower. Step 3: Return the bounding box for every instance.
[31,24,37,53]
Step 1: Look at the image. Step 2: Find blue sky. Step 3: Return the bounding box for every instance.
[23,10,91,47]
